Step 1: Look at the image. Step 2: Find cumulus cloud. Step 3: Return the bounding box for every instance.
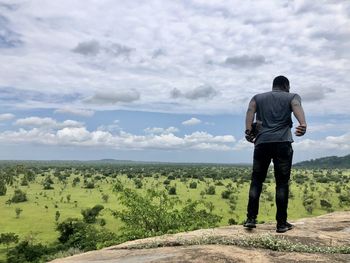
[299,87,335,102]
[224,55,266,67]
[171,85,218,100]
[0,126,235,151]
[1,1,350,117]
[84,90,140,104]
[182,117,202,126]
[144,126,179,134]
[105,43,134,58]
[72,40,100,56]
[294,133,350,152]
[0,113,15,121]
[54,107,95,117]
[14,117,83,129]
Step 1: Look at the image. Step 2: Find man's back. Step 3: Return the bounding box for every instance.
[254,90,301,145]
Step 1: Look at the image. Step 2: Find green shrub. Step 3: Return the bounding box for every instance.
[11,189,27,203]
[7,241,48,263]
[168,186,176,195]
[189,181,197,189]
[81,205,104,224]
[0,180,7,196]
[206,185,216,195]
[112,187,221,239]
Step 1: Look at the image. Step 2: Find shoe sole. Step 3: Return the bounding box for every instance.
[244,224,256,229]
[276,226,293,233]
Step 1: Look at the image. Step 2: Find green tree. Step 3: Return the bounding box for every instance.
[15,207,23,218]
[102,193,109,203]
[0,232,19,251]
[0,180,7,196]
[55,211,61,223]
[112,187,221,239]
[205,185,216,195]
[168,186,177,195]
[81,205,104,224]
[11,189,27,203]
[189,181,197,189]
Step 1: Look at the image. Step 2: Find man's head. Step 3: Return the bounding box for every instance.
[272,76,290,92]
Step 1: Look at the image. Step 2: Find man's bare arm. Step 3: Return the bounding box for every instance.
[245,99,256,131]
[291,97,307,136]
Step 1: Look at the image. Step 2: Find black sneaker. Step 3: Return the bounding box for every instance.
[243,218,257,229]
[276,221,293,233]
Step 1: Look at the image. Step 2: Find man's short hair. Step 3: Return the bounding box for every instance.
[273,76,289,90]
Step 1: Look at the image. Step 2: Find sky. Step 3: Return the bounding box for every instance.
[0,0,350,163]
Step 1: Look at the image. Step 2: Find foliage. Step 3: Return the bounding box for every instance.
[11,189,27,203]
[7,241,48,263]
[0,233,19,250]
[15,207,23,219]
[168,186,176,195]
[56,218,117,250]
[112,187,221,239]
[81,205,104,224]
[189,181,197,189]
[205,185,216,195]
[0,180,7,196]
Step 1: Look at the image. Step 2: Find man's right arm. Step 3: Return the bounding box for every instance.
[291,95,307,136]
[245,98,256,142]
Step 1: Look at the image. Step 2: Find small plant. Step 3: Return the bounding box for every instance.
[15,207,23,218]
[168,186,177,195]
[11,189,27,203]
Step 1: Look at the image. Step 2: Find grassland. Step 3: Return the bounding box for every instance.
[0,163,349,261]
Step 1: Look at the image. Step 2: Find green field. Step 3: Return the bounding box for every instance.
[0,162,349,262]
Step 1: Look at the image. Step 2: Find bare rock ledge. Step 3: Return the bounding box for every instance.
[51,211,350,263]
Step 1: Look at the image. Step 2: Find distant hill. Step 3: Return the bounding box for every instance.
[294,154,350,168]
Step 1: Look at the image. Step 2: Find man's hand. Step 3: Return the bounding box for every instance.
[245,123,259,143]
[245,129,255,143]
[295,124,307,136]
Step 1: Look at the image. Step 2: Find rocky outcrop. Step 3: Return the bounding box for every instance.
[51,211,350,263]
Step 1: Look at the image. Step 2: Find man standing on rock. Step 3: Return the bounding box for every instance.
[243,76,307,233]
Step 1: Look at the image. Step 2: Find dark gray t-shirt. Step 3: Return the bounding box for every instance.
[253,90,301,145]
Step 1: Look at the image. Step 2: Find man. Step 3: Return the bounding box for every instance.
[243,75,307,233]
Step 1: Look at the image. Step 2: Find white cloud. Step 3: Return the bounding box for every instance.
[84,90,140,105]
[171,85,218,100]
[0,126,235,151]
[0,113,15,121]
[182,117,202,126]
[0,1,349,115]
[54,108,95,117]
[14,117,83,129]
[144,126,179,134]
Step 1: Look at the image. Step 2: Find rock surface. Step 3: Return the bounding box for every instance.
[51,211,350,263]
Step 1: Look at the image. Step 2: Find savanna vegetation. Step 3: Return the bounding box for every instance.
[0,160,349,262]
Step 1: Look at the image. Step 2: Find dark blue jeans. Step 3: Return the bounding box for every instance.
[247,142,293,223]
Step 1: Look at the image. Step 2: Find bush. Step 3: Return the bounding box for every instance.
[0,232,19,250]
[112,187,221,239]
[206,185,216,195]
[11,189,27,203]
[56,218,117,250]
[0,180,7,196]
[134,179,143,189]
[84,181,95,189]
[189,181,197,189]
[7,241,48,263]
[81,205,104,224]
[221,190,232,199]
[163,179,171,185]
[168,186,176,195]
